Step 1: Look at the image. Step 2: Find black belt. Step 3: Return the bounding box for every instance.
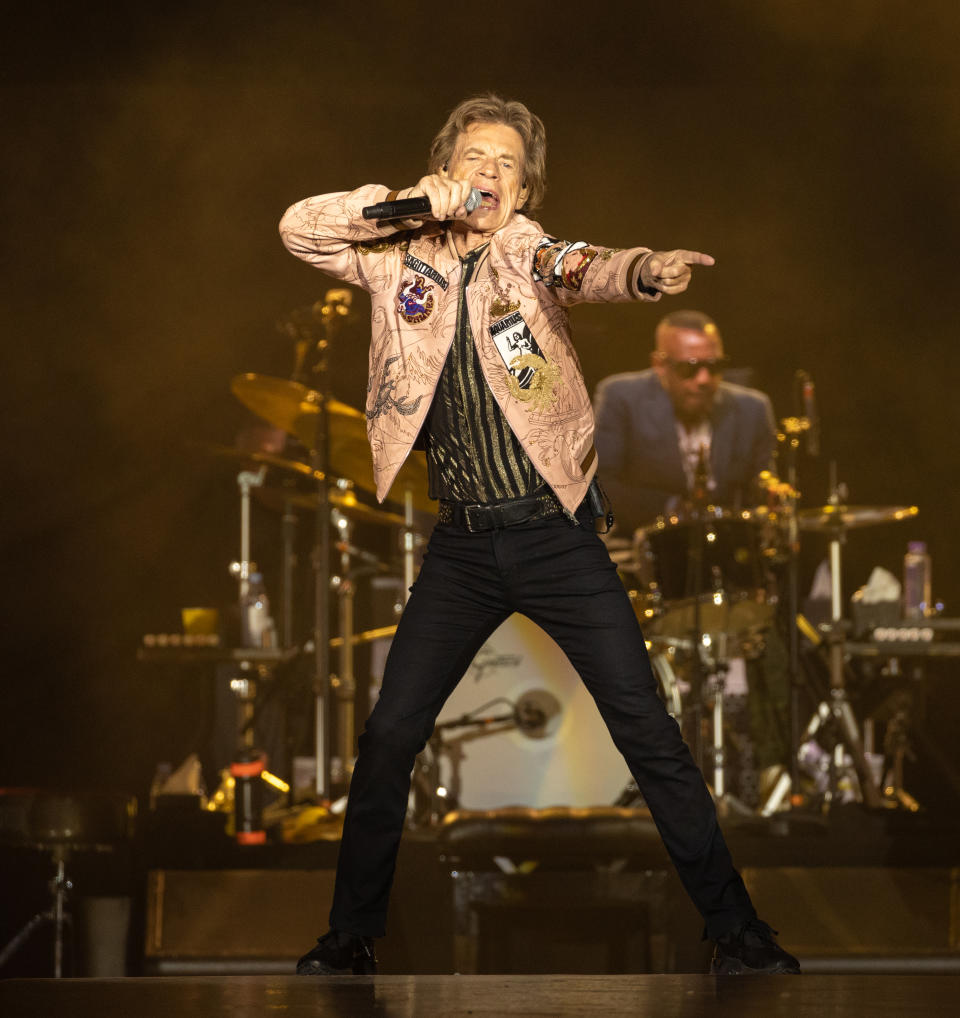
[438,491,566,533]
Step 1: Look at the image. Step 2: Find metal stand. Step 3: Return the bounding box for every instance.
[331,505,357,781]
[307,290,353,799]
[793,474,883,811]
[233,465,266,604]
[0,847,73,977]
[708,638,730,800]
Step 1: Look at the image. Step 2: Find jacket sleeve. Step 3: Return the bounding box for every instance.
[278,184,407,291]
[529,236,662,307]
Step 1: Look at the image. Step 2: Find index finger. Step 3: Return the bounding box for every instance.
[676,250,715,267]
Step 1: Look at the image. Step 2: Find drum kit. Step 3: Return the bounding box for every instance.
[609,426,920,815]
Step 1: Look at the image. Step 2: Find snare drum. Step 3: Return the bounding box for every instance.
[631,508,773,644]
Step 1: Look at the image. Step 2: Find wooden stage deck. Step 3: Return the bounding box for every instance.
[2,974,959,1017]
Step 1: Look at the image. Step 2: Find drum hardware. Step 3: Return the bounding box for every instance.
[259,483,408,528]
[775,383,820,806]
[630,498,778,796]
[329,506,366,780]
[0,790,134,977]
[797,503,919,531]
[230,363,432,798]
[328,624,399,649]
[761,471,919,814]
[230,291,356,799]
[412,704,525,825]
[0,843,74,976]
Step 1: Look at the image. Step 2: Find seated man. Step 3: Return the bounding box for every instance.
[593,309,776,538]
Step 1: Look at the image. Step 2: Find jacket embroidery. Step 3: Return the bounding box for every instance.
[356,235,410,255]
[366,354,427,420]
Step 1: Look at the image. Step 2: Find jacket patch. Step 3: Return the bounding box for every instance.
[489,295,521,321]
[403,253,448,291]
[489,311,563,412]
[397,274,435,323]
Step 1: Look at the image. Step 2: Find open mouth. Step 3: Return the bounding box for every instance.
[477,188,499,209]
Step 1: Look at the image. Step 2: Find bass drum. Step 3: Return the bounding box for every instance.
[434,614,631,810]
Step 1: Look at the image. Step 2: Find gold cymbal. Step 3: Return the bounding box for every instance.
[230,373,433,513]
[255,485,407,528]
[230,374,357,452]
[797,504,919,531]
[190,441,325,481]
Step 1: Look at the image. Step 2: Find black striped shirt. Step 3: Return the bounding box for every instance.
[423,244,542,504]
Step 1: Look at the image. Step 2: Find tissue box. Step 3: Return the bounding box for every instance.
[850,599,901,637]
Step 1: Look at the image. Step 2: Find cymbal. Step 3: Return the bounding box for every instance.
[231,374,352,451]
[190,441,325,481]
[797,504,919,532]
[231,373,433,513]
[256,485,407,527]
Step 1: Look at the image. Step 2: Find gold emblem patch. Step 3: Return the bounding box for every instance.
[506,353,563,411]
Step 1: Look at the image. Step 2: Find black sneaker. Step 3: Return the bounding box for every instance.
[711,919,801,975]
[296,929,377,975]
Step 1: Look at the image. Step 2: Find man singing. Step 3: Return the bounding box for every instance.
[279,94,799,976]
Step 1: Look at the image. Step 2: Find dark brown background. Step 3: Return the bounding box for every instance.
[3,2,958,796]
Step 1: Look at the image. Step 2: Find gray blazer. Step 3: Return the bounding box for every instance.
[593,368,776,536]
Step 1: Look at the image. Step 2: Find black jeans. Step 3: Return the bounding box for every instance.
[329,502,756,940]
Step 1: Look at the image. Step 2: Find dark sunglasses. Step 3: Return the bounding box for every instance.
[662,357,728,379]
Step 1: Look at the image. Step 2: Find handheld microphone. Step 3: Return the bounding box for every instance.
[362,188,482,221]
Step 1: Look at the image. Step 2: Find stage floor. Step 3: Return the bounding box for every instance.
[2,974,959,1017]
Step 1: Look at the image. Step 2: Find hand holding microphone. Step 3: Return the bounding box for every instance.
[362,174,481,222]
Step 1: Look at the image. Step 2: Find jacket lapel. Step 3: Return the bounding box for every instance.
[710,386,734,492]
[649,378,687,490]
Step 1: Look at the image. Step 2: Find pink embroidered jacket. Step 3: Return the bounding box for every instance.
[279,184,660,514]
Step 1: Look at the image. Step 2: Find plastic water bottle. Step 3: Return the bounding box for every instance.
[242,572,276,648]
[903,541,932,619]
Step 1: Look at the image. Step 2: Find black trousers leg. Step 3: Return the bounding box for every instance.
[500,510,756,939]
[329,508,756,940]
[329,524,510,936]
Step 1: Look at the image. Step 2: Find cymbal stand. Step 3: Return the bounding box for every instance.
[0,846,73,977]
[234,465,267,603]
[777,416,805,800]
[760,390,817,814]
[330,506,357,784]
[707,631,731,801]
[810,472,883,809]
[307,289,353,799]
